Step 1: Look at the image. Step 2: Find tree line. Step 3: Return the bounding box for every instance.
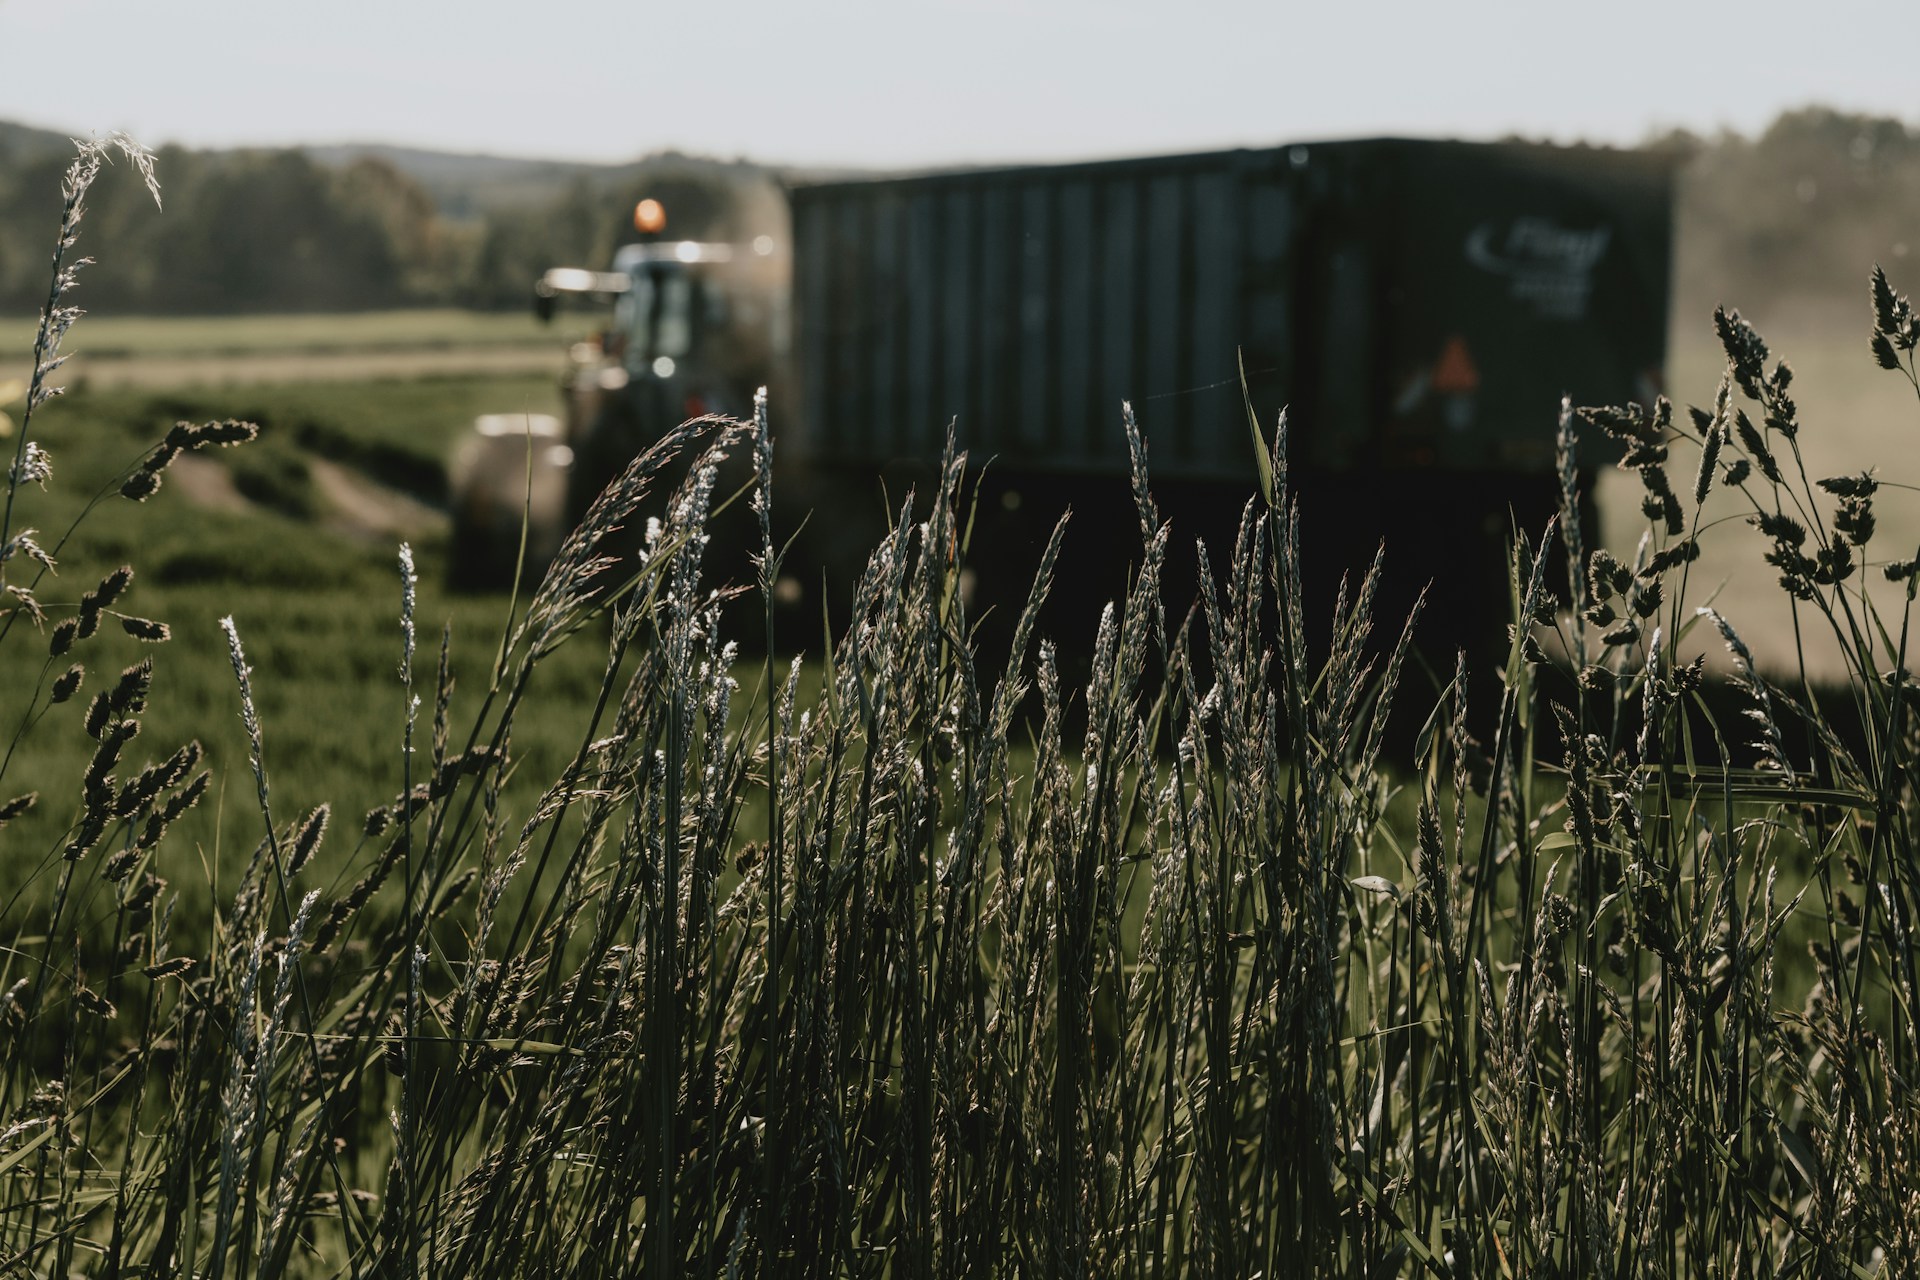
[0,137,784,314]
[1662,106,1920,316]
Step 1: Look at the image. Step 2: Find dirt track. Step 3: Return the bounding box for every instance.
[308,457,447,542]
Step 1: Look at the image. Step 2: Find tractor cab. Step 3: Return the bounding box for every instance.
[541,234,782,528]
[605,241,725,381]
[449,197,787,589]
[535,240,745,448]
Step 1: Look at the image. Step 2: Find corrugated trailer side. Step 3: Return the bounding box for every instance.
[786,139,1675,669]
[793,148,1302,481]
[792,138,1672,482]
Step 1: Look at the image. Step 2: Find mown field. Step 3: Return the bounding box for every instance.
[0,310,556,359]
[0,364,610,929]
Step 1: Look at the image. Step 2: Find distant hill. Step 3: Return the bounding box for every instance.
[1,119,861,221]
[0,118,95,164]
[301,143,634,219]
[1,121,644,220]
[301,143,872,221]
[296,144,836,220]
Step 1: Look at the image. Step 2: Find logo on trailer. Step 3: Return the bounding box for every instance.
[1465,218,1611,319]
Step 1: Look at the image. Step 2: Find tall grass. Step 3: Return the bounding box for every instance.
[4,139,1920,1278]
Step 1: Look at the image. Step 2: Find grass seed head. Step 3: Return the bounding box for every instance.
[0,793,36,827]
[111,658,152,715]
[1694,418,1724,507]
[101,844,142,883]
[167,418,259,450]
[287,804,330,876]
[1883,552,1920,583]
[9,441,51,490]
[119,616,169,642]
[1835,495,1876,546]
[4,531,54,573]
[1715,306,1771,398]
[93,565,133,607]
[1733,407,1780,483]
[158,770,209,824]
[83,691,112,740]
[5,586,45,628]
[49,663,83,704]
[119,467,165,502]
[1819,471,1879,498]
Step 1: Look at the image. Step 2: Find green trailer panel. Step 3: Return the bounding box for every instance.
[791,138,1673,482]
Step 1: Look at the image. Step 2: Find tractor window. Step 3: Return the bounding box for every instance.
[654,272,694,358]
[616,272,651,359]
[618,264,698,366]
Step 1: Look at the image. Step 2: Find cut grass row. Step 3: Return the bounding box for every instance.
[0,308,563,359]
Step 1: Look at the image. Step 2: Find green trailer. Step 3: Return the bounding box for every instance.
[786,138,1675,658]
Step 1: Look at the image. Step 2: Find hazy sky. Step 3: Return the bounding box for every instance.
[2,0,1914,168]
